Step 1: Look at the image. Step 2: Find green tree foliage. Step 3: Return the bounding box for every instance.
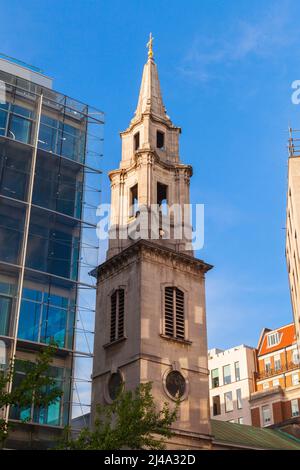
[59,382,178,450]
[0,343,62,445]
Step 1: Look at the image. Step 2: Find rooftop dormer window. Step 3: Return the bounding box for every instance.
[267,331,280,348]
[156,130,165,149]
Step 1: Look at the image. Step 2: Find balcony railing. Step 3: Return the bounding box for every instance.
[256,361,300,380]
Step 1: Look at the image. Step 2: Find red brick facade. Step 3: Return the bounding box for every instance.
[251,398,300,427]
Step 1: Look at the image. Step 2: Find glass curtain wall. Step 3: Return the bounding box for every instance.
[0,70,103,427]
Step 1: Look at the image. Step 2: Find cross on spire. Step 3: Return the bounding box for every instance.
[147,32,154,59]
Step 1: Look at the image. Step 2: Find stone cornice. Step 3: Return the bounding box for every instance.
[91,239,213,281]
[108,150,193,181]
[92,351,210,380]
[120,112,181,136]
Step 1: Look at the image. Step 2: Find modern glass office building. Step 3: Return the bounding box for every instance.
[0,55,103,448]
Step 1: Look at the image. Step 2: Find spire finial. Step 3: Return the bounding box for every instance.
[147,32,154,59]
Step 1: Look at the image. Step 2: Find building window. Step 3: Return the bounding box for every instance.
[129,184,138,217]
[238,417,244,424]
[0,104,8,136]
[134,132,140,151]
[157,182,168,216]
[164,287,185,340]
[236,388,242,409]
[156,130,165,149]
[211,368,219,388]
[234,361,240,381]
[265,358,271,373]
[0,198,26,265]
[291,399,300,417]
[0,144,32,202]
[33,152,83,218]
[0,290,13,337]
[292,349,300,365]
[38,116,85,163]
[108,371,123,401]
[263,381,269,390]
[273,378,280,387]
[262,405,271,426]
[224,391,233,412]
[212,395,221,416]
[274,354,281,371]
[165,370,186,399]
[8,109,32,144]
[267,332,280,348]
[223,364,231,385]
[110,288,125,343]
[17,288,75,349]
[10,360,70,427]
[38,115,59,154]
[25,207,79,281]
[0,340,6,369]
[292,373,299,386]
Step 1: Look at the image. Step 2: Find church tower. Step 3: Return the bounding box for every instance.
[92,36,213,449]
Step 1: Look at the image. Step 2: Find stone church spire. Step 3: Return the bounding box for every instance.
[131,33,171,126]
[92,37,213,450]
[108,36,192,258]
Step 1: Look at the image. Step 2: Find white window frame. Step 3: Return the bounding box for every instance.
[236,388,242,409]
[211,368,219,389]
[265,358,271,372]
[274,354,281,371]
[223,364,231,385]
[292,348,300,365]
[291,399,299,417]
[292,372,299,386]
[234,361,240,381]
[262,405,272,426]
[224,391,233,412]
[267,332,280,348]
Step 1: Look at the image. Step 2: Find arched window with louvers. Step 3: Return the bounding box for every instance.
[164,286,185,340]
[110,288,125,343]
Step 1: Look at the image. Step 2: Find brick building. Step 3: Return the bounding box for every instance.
[250,323,300,427]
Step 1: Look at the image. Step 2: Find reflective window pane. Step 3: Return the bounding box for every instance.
[34,386,62,426]
[0,295,11,335]
[18,299,41,342]
[40,115,57,127]
[10,360,69,427]
[0,144,31,201]
[59,123,85,163]
[0,198,25,264]
[41,305,67,347]
[0,109,7,135]
[33,153,83,218]
[11,104,34,119]
[17,287,74,349]
[8,115,32,144]
[26,208,79,279]
[38,124,57,153]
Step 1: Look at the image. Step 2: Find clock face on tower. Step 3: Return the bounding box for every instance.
[165,371,186,399]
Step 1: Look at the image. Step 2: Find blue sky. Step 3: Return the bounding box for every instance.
[2,0,300,350]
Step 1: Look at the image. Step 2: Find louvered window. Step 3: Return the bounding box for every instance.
[164,287,185,340]
[110,288,125,342]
